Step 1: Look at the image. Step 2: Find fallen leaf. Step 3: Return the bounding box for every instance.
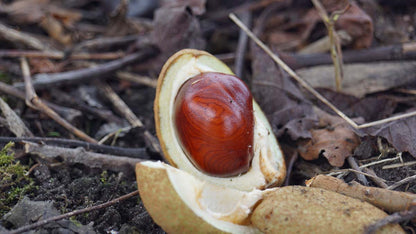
[298,110,360,167]
[356,114,416,158]
[3,0,81,45]
[147,5,205,72]
[336,2,374,49]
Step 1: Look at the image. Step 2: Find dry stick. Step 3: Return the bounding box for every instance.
[0,136,149,158]
[8,190,140,234]
[281,42,416,70]
[71,35,140,52]
[24,142,143,175]
[229,13,416,129]
[116,71,157,88]
[97,82,143,127]
[0,22,55,52]
[0,98,33,137]
[361,168,389,189]
[14,47,156,89]
[383,161,416,170]
[0,50,125,60]
[365,205,416,234]
[0,81,84,122]
[96,82,161,153]
[347,156,368,186]
[234,11,252,78]
[306,174,416,213]
[20,57,97,143]
[387,175,416,190]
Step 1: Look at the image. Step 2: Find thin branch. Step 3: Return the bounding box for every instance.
[96,81,161,154]
[229,13,416,129]
[387,175,416,190]
[365,205,416,234]
[8,190,140,234]
[281,42,416,70]
[14,47,157,89]
[96,81,143,127]
[0,22,56,52]
[0,136,149,159]
[21,57,97,143]
[0,50,125,60]
[347,156,368,186]
[24,141,143,175]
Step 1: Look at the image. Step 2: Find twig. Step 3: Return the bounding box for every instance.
[307,174,416,213]
[365,205,416,234]
[96,81,143,127]
[347,156,368,186]
[359,155,401,168]
[0,81,83,122]
[382,161,416,170]
[21,57,97,143]
[361,168,389,188]
[71,35,140,52]
[24,141,143,175]
[0,136,149,159]
[0,98,33,137]
[0,22,55,52]
[229,13,416,129]
[281,42,416,70]
[0,50,125,60]
[14,47,157,89]
[116,71,157,88]
[8,190,140,234]
[96,81,161,154]
[387,175,416,190]
[234,11,252,78]
[327,168,384,181]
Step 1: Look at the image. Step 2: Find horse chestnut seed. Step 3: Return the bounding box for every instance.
[174,72,254,177]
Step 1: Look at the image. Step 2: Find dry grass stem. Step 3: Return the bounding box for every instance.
[382,161,416,170]
[359,156,402,169]
[229,13,416,129]
[311,0,348,91]
[387,175,416,190]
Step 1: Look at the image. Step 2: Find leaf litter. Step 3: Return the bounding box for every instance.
[0,0,415,233]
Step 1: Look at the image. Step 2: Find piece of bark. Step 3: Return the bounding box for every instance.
[0,98,33,137]
[24,142,142,177]
[296,61,416,97]
[306,174,416,213]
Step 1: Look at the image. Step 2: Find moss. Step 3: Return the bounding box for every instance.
[0,142,37,217]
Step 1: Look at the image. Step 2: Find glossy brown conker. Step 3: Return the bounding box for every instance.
[173,72,254,177]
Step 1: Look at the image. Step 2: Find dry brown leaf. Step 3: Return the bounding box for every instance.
[3,0,81,45]
[3,0,81,25]
[298,110,360,167]
[336,3,373,49]
[356,115,416,158]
